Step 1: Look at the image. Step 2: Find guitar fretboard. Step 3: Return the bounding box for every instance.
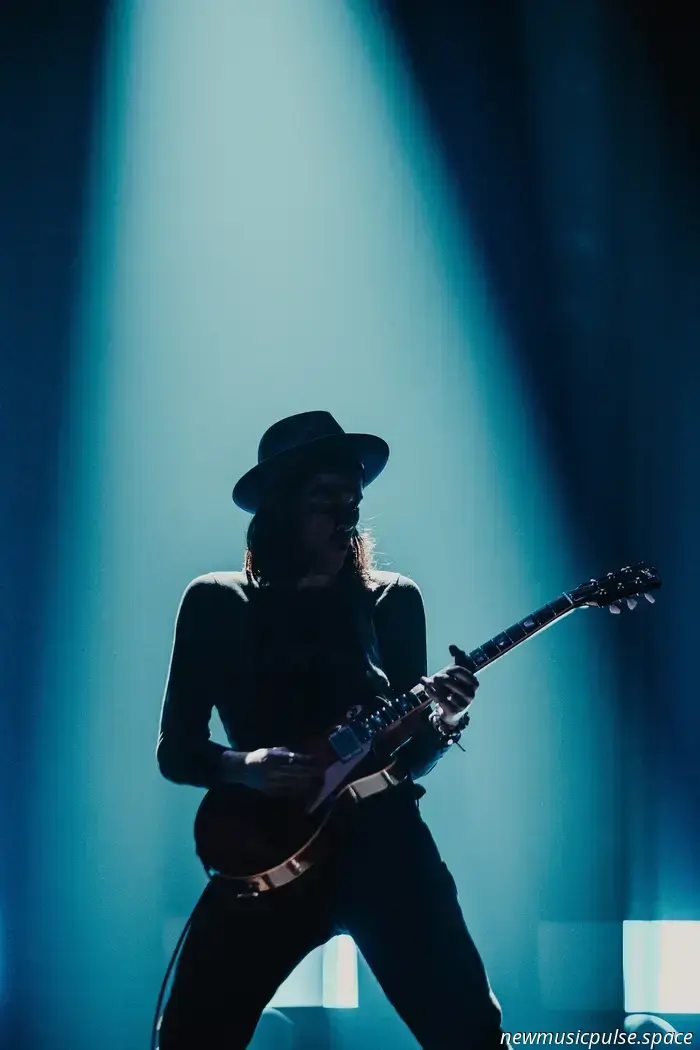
[329,591,577,757]
[457,592,575,674]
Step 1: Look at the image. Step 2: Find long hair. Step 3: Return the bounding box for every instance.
[243,457,377,588]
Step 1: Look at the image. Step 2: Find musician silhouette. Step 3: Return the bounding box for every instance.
[156,412,503,1049]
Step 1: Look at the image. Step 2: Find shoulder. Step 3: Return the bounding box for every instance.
[207,570,257,601]
[365,570,424,607]
[178,570,255,611]
[367,571,426,651]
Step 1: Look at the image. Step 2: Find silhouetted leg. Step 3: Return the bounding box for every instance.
[158,877,334,1050]
[339,797,503,1050]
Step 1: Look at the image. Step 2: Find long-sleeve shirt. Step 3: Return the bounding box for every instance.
[156,568,454,791]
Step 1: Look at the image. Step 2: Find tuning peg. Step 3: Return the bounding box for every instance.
[644,593,656,604]
[609,603,621,614]
[626,597,638,610]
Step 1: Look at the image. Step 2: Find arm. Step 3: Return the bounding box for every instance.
[156,578,319,792]
[374,575,459,781]
[156,576,231,788]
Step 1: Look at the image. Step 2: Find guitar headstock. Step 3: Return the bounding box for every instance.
[570,562,662,614]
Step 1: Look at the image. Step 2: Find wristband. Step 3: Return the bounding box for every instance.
[428,706,470,743]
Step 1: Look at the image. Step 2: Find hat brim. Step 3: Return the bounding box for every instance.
[232,433,389,513]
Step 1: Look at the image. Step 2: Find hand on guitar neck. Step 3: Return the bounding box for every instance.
[419,645,480,726]
[219,747,324,799]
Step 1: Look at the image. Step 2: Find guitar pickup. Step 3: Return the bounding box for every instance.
[328,725,364,761]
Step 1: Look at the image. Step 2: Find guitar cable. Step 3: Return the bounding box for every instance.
[150,877,213,1050]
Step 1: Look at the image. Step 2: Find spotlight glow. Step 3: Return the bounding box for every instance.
[31,0,619,1045]
[624,920,700,1014]
[268,935,359,1010]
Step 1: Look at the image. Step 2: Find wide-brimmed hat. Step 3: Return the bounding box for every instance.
[232,411,389,513]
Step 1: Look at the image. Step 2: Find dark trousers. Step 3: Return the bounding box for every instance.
[158,792,503,1049]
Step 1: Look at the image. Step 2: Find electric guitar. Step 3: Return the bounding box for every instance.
[194,562,661,893]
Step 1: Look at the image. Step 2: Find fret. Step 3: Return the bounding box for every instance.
[379,704,394,725]
[377,689,427,733]
[381,697,399,720]
[503,621,527,643]
[479,639,502,662]
[459,655,479,674]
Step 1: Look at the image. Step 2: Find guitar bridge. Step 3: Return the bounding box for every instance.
[328,725,364,761]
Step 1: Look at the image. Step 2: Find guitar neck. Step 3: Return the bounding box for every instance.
[454,591,576,674]
[328,591,579,758]
[329,560,661,759]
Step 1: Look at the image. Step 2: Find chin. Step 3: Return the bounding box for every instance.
[318,544,350,575]
[326,553,349,575]
[302,533,351,576]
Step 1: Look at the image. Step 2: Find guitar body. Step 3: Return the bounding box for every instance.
[194,784,331,889]
[194,745,406,893]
